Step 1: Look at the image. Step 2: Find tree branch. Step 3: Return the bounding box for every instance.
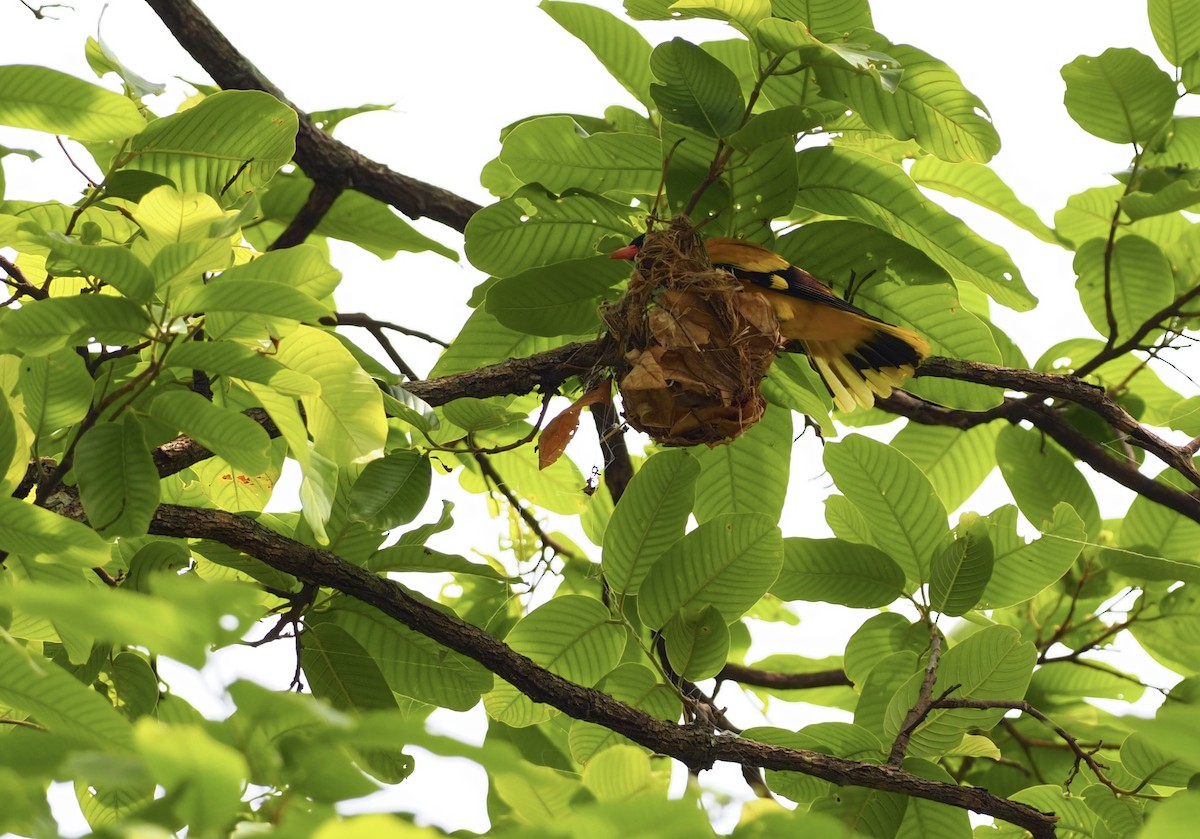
[141,502,1056,837]
[141,0,481,233]
[716,663,852,690]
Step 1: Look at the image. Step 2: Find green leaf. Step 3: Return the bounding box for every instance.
[979,504,1086,609]
[1123,470,1200,562]
[485,255,628,336]
[0,497,111,567]
[486,595,625,726]
[134,719,248,835]
[164,340,319,396]
[259,172,456,260]
[431,306,589,377]
[0,295,150,356]
[663,605,730,680]
[0,65,145,141]
[794,146,1035,311]
[42,232,155,302]
[541,1,655,108]
[18,347,93,436]
[883,625,1035,758]
[1073,234,1174,342]
[729,105,824,151]
[756,20,901,93]
[148,238,233,294]
[890,422,1000,512]
[928,514,994,617]
[692,405,791,523]
[1030,660,1144,704]
[773,538,905,607]
[175,277,332,324]
[771,0,872,31]
[896,759,973,839]
[995,424,1101,540]
[649,38,744,138]
[465,185,640,278]
[909,157,1058,243]
[126,90,297,201]
[274,326,388,465]
[302,619,400,712]
[349,449,432,531]
[0,641,133,751]
[638,513,783,629]
[1150,0,1200,66]
[1061,49,1177,145]
[823,435,948,586]
[74,415,160,537]
[778,26,997,162]
[500,116,662,197]
[148,389,272,475]
[602,448,699,599]
[330,596,492,710]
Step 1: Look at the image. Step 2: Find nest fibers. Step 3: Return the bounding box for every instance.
[602,220,782,447]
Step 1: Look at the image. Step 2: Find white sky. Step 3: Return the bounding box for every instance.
[1,0,1192,834]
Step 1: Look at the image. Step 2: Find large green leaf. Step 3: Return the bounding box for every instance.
[978,504,1086,609]
[1073,234,1174,342]
[890,422,1000,512]
[662,605,730,680]
[147,389,272,475]
[1061,49,1177,145]
[0,295,150,356]
[329,596,492,711]
[164,340,319,396]
[486,595,625,727]
[0,640,133,751]
[273,326,388,465]
[770,25,998,162]
[1150,0,1200,66]
[431,306,588,377]
[126,90,297,201]
[302,619,399,713]
[485,255,628,336]
[42,232,155,303]
[74,415,159,537]
[174,277,331,325]
[638,513,782,629]
[823,435,947,586]
[500,116,661,197]
[348,449,432,531]
[691,405,791,523]
[1122,470,1200,562]
[541,1,655,108]
[794,146,1035,310]
[995,424,1101,540]
[0,65,145,141]
[259,173,456,260]
[465,185,640,277]
[773,537,905,607]
[928,514,993,617]
[649,38,745,138]
[909,157,1058,243]
[602,448,699,599]
[18,348,93,436]
[883,625,1035,758]
[0,496,111,567]
[1053,183,1192,251]
[771,0,872,31]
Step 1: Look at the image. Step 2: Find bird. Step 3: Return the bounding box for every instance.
[608,234,931,412]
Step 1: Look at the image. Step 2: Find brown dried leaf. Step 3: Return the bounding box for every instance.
[537,380,614,470]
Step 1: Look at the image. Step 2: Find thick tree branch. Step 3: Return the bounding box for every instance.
[716,663,852,690]
[142,502,1055,837]
[141,0,481,233]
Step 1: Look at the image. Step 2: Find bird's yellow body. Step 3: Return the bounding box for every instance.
[611,235,931,412]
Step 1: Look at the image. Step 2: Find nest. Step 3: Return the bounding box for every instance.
[602,219,782,447]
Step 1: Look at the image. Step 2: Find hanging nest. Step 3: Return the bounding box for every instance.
[601,218,782,447]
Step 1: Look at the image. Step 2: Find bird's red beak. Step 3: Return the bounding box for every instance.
[607,243,640,261]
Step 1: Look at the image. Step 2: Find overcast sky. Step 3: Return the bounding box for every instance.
[1,1,1188,833]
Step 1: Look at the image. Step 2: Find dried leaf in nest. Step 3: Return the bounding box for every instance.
[602,219,782,447]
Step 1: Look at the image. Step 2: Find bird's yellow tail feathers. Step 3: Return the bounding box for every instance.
[803,322,930,412]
